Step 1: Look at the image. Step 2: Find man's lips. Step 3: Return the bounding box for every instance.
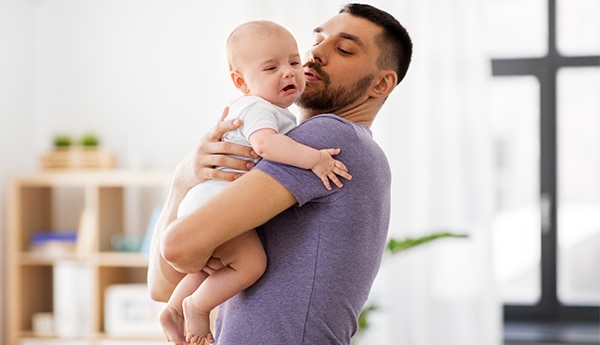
[304,67,321,82]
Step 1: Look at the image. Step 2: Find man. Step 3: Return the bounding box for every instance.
[148,3,412,344]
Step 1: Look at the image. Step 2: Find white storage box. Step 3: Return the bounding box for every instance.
[104,284,164,336]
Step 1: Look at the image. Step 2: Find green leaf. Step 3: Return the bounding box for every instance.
[355,231,469,336]
[358,304,379,330]
[80,133,100,147]
[386,232,468,254]
[53,135,73,147]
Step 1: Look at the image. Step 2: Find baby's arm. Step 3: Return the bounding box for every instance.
[249,128,352,190]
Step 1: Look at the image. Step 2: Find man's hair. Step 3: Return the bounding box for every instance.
[340,3,413,85]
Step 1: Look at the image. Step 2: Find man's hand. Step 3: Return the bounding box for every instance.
[173,107,259,191]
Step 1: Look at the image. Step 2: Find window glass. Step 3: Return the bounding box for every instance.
[484,0,547,58]
[557,0,600,56]
[489,76,541,304]
[557,67,600,305]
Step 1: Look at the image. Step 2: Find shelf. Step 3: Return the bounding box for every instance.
[18,252,149,267]
[12,170,171,187]
[18,332,165,345]
[96,252,149,267]
[7,170,170,345]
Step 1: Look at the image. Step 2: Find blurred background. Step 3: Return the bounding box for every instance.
[1,0,598,345]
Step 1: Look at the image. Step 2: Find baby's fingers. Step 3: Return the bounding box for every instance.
[334,167,352,182]
[328,173,344,189]
[322,148,341,156]
[334,160,349,173]
[320,176,333,191]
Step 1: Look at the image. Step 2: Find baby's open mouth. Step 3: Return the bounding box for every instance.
[282,84,296,92]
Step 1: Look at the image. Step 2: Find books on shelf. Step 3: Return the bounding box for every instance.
[76,208,97,254]
[53,261,94,337]
[29,231,77,254]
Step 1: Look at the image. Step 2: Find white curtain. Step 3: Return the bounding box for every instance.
[365,0,502,344]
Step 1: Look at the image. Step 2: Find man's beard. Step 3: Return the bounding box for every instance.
[296,62,375,115]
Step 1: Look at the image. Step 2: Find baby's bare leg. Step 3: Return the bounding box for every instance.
[160,271,208,344]
[184,230,267,344]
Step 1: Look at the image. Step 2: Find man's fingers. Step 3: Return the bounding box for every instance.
[219,106,230,121]
[206,107,238,141]
[206,169,243,182]
[208,118,242,142]
[200,140,257,162]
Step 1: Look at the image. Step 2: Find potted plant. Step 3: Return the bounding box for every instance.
[42,132,112,169]
[52,134,73,149]
[79,133,100,148]
[354,232,468,342]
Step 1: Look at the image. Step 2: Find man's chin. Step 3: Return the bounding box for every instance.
[303,81,321,90]
[298,84,322,100]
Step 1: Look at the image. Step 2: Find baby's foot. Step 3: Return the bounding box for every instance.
[159,304,187,344]
[183,296,214,344]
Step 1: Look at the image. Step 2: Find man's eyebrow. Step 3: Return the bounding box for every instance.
[312,27,366,49]
[339,32,366,49]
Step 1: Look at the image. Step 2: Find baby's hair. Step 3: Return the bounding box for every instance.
[226,20,290,72]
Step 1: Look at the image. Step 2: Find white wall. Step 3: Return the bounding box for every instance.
[0,0,35,343]
[30,0,243,170]
[23,0,344,171]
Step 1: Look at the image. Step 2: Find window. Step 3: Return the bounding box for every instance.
[485,0,600,339]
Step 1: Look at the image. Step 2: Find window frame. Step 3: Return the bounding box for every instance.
[490,0,600,333]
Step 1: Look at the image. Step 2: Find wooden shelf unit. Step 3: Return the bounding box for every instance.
[7,170,171,345]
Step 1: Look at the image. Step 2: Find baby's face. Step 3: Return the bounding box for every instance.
[235,30,306,109]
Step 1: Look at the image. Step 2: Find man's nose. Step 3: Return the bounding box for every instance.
[307,45,325,65]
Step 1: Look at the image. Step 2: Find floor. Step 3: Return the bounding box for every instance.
[506,343,598,345]
[504,321,600,345]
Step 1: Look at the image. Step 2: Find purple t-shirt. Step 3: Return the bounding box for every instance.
[213,114,391,345]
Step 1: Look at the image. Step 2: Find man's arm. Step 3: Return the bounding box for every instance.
[160,169,296,274]
[147,112,258,302]
[147,177,188,302]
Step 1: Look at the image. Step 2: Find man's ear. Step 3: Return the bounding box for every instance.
[370,70,397,99]
[230,71,250,94]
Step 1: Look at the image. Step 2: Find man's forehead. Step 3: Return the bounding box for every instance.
[313,13,378,45]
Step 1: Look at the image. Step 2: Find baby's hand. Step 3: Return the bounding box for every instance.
[312,148,352,190]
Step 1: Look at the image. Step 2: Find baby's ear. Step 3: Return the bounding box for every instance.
[231,71,250,94]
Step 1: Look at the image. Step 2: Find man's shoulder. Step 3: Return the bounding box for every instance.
[294,115,371,141]
[303,113,345,123]
[297,114,356,131]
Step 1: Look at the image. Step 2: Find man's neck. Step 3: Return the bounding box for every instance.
[298,97,382,128]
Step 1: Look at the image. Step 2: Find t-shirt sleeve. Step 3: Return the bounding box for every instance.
[255,115,357,206]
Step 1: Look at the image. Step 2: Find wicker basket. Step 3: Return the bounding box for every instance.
[40,148,115,170]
